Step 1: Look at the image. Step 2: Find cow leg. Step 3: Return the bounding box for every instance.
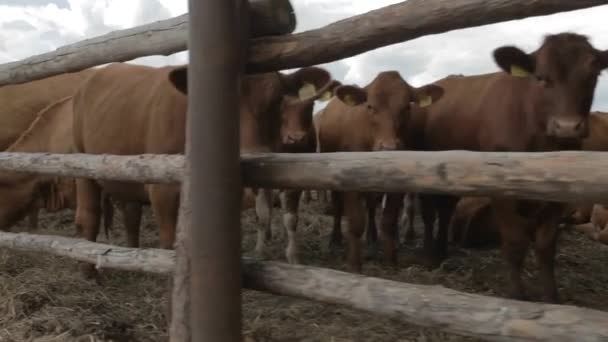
[328,190,344,252]
[380,193,404,267]
[434,195,457,266]
[534,221,560,303]
[27,208,39,231]
[495,200,529,301]
[533,203,562,303]
[120,201,143,248]
[318,190,328,205]
[75,179,102,278]
[302,190,311,204]
[254,188,273,259]
[283,189,301,264]
[149,185,179,249]
[418,194,436,265]
[402,193,416,243]
[344,192,365,272]
[102,194,114,239]
[365,193,379,260]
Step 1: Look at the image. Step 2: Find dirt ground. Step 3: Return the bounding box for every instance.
[1,197,608,341]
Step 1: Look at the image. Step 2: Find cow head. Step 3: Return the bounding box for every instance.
[494,33,608,140]
[278,67,337,150]
[335,71,443,151]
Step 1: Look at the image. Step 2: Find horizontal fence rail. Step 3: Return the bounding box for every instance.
[242,151,608,203]
[2,151,608,203]
[0,152,184,183]
[0,0,607,85]
[1,231,608,342]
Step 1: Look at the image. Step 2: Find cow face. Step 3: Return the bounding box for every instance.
[168,66,336,153]
[336,71,443,151]
[494,33,608,140]
[278,68,336,151]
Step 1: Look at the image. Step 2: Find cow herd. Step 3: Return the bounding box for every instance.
[1,32,608,304]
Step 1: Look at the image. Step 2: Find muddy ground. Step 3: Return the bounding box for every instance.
[1,197,608,341]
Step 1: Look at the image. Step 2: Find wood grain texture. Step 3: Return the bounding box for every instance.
[0,0,296,86]
[0,232,174,274]
[2,231,606,342]
[241,151,608,203]
[247,0,608,72]
[0,152,184,183]
[242,259,608,342]
[0,0,606,85]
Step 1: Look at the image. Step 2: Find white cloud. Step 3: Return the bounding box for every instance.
[0,0,607,110]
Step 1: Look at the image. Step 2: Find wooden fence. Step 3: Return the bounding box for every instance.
[1,0,608,341]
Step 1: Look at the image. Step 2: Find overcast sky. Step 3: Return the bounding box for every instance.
[1,0,608,110]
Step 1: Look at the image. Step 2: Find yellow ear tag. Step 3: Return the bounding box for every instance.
[510,65,530,78]
[418,95,432,108]
[298,82,317,100]
[319,90,333,102]
[343,94,357,106]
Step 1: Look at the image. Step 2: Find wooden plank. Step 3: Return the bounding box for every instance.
[247,0,608,72]
[2,231,608,342]
[0,0,606,85]
[188,0,243,340]
[0,0,295,86]
[0,232,174,274]
[240,151,608,203]
[0,152,184,183]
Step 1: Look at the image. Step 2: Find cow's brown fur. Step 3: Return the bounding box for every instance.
[574,204,608,244]
[563,113,608,225]
[318,71,443,271]
[0,97,77,231]
[72,63,334,271]
[414,33,608,303]
[449,197,501,248]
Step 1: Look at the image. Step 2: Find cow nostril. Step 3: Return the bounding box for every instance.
[575,120,583,130]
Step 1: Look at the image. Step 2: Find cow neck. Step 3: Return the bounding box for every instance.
[2,98,70,184]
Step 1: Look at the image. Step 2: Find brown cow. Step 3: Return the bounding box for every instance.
[449,197,501,248]
[414,33,608,302]
[0,97,77,230]
[562,112,608,225]
[0,96,117,240]
[72,63,334,272]
[0,69,96,229]
[278,80,340,264]
[318,71,443,271]
[573,204,608,244]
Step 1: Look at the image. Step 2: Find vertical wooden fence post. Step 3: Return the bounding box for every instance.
[188,0,243,341]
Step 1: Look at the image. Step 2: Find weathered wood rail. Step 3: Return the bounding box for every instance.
[0,0,606,85]
[4,151,608,203]
[2,231,608,342]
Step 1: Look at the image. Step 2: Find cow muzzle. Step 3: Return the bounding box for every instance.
[374,139,402,151]
[546,116,588,139]
[283,132,307,146]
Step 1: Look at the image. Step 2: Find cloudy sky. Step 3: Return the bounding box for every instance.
[2,0,608,110]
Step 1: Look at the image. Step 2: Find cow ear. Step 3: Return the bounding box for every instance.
[169,66,188,94]
[493,46,535,77]
[319,80,342,102]
[335,85,367,106]
[283,67,332,100]
[413,84,444,108]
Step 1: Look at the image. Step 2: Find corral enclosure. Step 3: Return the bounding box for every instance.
[2,0,608,341]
